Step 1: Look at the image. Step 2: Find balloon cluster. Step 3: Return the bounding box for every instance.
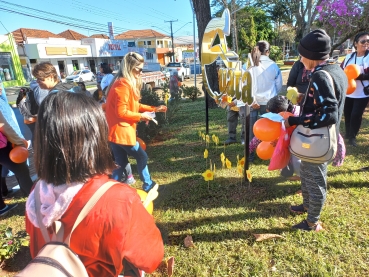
[344,64,360,95]
[253,112,294,160]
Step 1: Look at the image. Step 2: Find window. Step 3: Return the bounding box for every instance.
[147,41,151,46]
[0,52,16,81]
[146,52,154,60]
[128,42,136,47]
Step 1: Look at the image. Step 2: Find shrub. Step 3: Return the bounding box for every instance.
[269,45,283,61]
[181,84,201,101]
[0,226,28,264]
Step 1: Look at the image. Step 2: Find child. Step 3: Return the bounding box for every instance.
[16,87,35,124]
[249,95,346,179]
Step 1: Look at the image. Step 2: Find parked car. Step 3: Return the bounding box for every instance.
[165,62,191,82]
[65,69,95,83]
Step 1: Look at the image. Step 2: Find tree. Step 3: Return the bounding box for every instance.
[316,0,369,52]
[254,0,322,41]
[191,0,217,108]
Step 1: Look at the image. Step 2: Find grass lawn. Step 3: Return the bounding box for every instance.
[1,97,369,276]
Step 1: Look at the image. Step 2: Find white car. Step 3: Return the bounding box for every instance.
[65,70,95,83]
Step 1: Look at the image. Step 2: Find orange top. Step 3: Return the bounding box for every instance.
[26,175,164,276]
[105,78,155,146]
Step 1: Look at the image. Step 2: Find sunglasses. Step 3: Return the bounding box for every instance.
[135,67,143,73]
[359,39,369,44]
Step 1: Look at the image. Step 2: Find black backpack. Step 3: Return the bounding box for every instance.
[26,89,39,116]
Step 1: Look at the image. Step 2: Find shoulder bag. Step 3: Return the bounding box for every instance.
[289,70,337,164]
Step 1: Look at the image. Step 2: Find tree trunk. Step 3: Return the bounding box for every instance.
[192,0,218,108]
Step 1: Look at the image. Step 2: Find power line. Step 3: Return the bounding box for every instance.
[164,20,178,62]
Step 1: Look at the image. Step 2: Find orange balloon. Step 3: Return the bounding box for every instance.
[137,137,146,151]
[256,141,275,160]
[346,78,356,95]
[344,64,360,79]
[278,111,294,120]
[253,118,281,141]
[9,146,29,163]
[136,189,153,214]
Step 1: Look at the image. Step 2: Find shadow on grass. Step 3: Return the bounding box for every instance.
[156,175,299,212]
[162,227,290,245]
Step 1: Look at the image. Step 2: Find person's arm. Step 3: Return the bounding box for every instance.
[288,71,338,129]
[286,62,299,87]
[123,192,164,273]
[115,82,143,122]
[274,66,283,94]
[0,112,26,146]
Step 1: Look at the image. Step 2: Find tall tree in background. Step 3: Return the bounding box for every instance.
[191,0,217,108]
[316,0,369,52]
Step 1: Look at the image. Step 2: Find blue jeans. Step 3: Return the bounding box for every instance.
[110,141,154,191]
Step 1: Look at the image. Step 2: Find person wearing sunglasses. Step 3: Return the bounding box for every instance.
[105,52,167,192]
[340,31,369,147]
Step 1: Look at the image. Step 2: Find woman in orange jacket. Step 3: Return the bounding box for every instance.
[26,91,164,276]
[105,52,167,192]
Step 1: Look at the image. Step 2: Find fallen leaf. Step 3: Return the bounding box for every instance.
[184,235,195,248]
[253,233,285,242]
[167,256,175,277]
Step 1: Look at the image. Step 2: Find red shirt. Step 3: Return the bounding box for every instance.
[26,175,164,276]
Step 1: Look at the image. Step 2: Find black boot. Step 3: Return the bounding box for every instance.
[348,138,357,147]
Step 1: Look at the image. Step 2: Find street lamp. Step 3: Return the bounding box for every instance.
[151,26,169,35]
[173,22,192,34]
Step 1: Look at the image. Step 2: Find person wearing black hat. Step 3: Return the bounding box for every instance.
[284,29,348,231]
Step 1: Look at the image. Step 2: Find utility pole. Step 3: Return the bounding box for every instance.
[165,20,178,62]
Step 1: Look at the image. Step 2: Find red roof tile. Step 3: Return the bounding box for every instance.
[11,28,64,44]
[115,29,168,40]
[89,34,109,39]
[58,29,87,40]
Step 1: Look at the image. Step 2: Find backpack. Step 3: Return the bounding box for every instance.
[16,180,118,277]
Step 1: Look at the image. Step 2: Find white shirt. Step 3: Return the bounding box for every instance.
[101,74,114,91]
[249,55,283,105]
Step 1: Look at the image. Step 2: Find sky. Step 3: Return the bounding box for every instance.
[0,0,197,38]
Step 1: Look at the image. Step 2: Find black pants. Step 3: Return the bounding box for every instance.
[0,142,33,196]
[344,97,369,139]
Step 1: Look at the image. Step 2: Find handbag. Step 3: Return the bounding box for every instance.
[289,70,337,164]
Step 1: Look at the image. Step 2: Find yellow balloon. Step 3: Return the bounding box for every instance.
[136,189,154,215]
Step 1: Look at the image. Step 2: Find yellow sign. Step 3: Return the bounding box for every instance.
[201,9,253,105]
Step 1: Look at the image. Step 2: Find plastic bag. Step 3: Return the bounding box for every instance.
[0,131,7,149]
[268,121,291,171]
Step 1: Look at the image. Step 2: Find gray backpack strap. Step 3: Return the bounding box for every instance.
[64,180,119,245]
[35,180,118,245]
[320,70,334,94]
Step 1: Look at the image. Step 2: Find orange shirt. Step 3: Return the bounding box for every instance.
[105,78,155,146]
[26,175,164,276]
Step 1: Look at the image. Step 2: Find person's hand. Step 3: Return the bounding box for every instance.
[251,102,260,110]
[155,105,167,112]
[229,101,236,107]
[140,114,153,122]
[270,139,278,147]
[297,93,305,104]
[284,119,291,129]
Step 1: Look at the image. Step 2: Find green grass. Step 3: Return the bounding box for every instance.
[1,98,369,276]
